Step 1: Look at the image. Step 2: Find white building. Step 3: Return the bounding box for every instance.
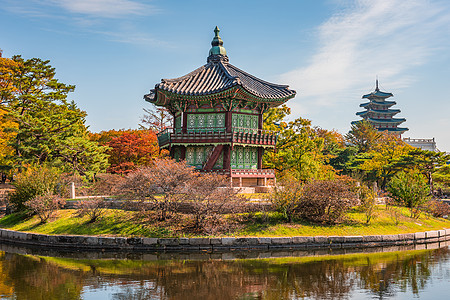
[403,137,438,152]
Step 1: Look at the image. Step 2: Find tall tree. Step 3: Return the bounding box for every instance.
[140,104,172,132]
[263,104,291,132]
[393,148,450,191]
[0,106,16,171]
[352,132,412,188]
[0,55,108,177]
[345,120,382,153]
[264,116,335,181]
[92,129,167,174]
[432,164,450,188]
[0,53,20,104]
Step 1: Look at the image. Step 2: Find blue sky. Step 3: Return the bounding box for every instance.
[1,0,450,151]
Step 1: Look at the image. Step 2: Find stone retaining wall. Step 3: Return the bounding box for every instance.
[0,228,449,252]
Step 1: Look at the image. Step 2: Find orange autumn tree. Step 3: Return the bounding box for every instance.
[0,53,20,172]
[91,129,167,174]
[0,51,20,104]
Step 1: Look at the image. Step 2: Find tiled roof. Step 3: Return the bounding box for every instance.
[368,117,406,123]
[356,108,400,116]
[149,58,296,101]
[362,90,393,99]
[360,100,396,107]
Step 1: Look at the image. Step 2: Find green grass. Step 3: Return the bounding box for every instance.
[0,205,448,238]
[0,209,157,237]
[236,206,450,237]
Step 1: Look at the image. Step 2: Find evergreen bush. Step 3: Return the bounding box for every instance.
[8,165,61,210]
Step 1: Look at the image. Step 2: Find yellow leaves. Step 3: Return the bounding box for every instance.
[359,132,412,176]
[0,106,17,164]
[0,56,21,103]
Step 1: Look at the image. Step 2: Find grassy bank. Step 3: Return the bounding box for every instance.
[0,205,448,238]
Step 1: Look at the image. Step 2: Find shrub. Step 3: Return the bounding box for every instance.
[295,179,358,224]
[426,200,450,218]
[387,170,430,219]
[9,165,61,210]
[268,177,303,223]
[385,198,402,225]
[358,184,377,224]
[76,198,108,223]
[24,193,66,223]
[121,159,195,221]
[182,173,244,233]
[91,173,125,196]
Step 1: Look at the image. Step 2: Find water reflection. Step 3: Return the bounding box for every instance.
[0,246,449,299]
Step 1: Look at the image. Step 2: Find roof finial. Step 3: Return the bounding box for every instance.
[208,26,227,62]
[375,76,379,91]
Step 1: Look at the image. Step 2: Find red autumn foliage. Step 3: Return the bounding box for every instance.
[91,129,167,174]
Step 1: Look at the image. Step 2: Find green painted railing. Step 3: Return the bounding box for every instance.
[157,127,278,147]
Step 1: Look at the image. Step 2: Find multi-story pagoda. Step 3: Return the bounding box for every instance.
[144,27,296,187]
[352,80,408,136]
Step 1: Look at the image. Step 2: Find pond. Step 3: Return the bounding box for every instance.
[0,243,449,299]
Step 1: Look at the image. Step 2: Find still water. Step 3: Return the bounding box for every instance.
[0,244,449,300]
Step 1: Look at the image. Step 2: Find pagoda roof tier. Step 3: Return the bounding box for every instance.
[360,100,396,108]
[380,127,409,133]
[351,120,408,130]
[362,81,393,99]
[367,117,406,124]
[362,90,393,99]
[145,27,296,110]
[356,108,400,116]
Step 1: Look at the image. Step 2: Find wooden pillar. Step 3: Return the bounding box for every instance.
[180,146,186,161]
[225,111,232,133]
[223,145,231,170]
[264,177,267,187]
[239,177,242,188]
[182,112,187,133]
[230,177,233,187]
[257,148,264,169]
[258,113,263,130]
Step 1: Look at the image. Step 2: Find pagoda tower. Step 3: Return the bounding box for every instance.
[144,27,296,187]
[352,80,408,136]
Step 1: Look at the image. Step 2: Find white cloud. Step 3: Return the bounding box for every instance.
[93,29,172,47]
[51,0,158,18]
[1,0,165,47]
[2,0,158,19]
[281,0,450,114]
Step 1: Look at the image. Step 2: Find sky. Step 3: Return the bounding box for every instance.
[1,0,450,151]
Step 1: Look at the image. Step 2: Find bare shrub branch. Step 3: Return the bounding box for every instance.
[75,198,108,223]
[295,179,358,224]
[182,173,244,234]
[268,177,303,223]
[24,193,66,223]
[426,200,450,218]
[120,159,195,221]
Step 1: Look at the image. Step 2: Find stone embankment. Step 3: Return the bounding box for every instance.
[0,228,449,252]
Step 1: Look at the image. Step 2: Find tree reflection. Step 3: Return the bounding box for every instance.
[0,247,448,300]
[0,252,85,299]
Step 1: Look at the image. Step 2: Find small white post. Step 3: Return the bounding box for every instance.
[69,182,76,199]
